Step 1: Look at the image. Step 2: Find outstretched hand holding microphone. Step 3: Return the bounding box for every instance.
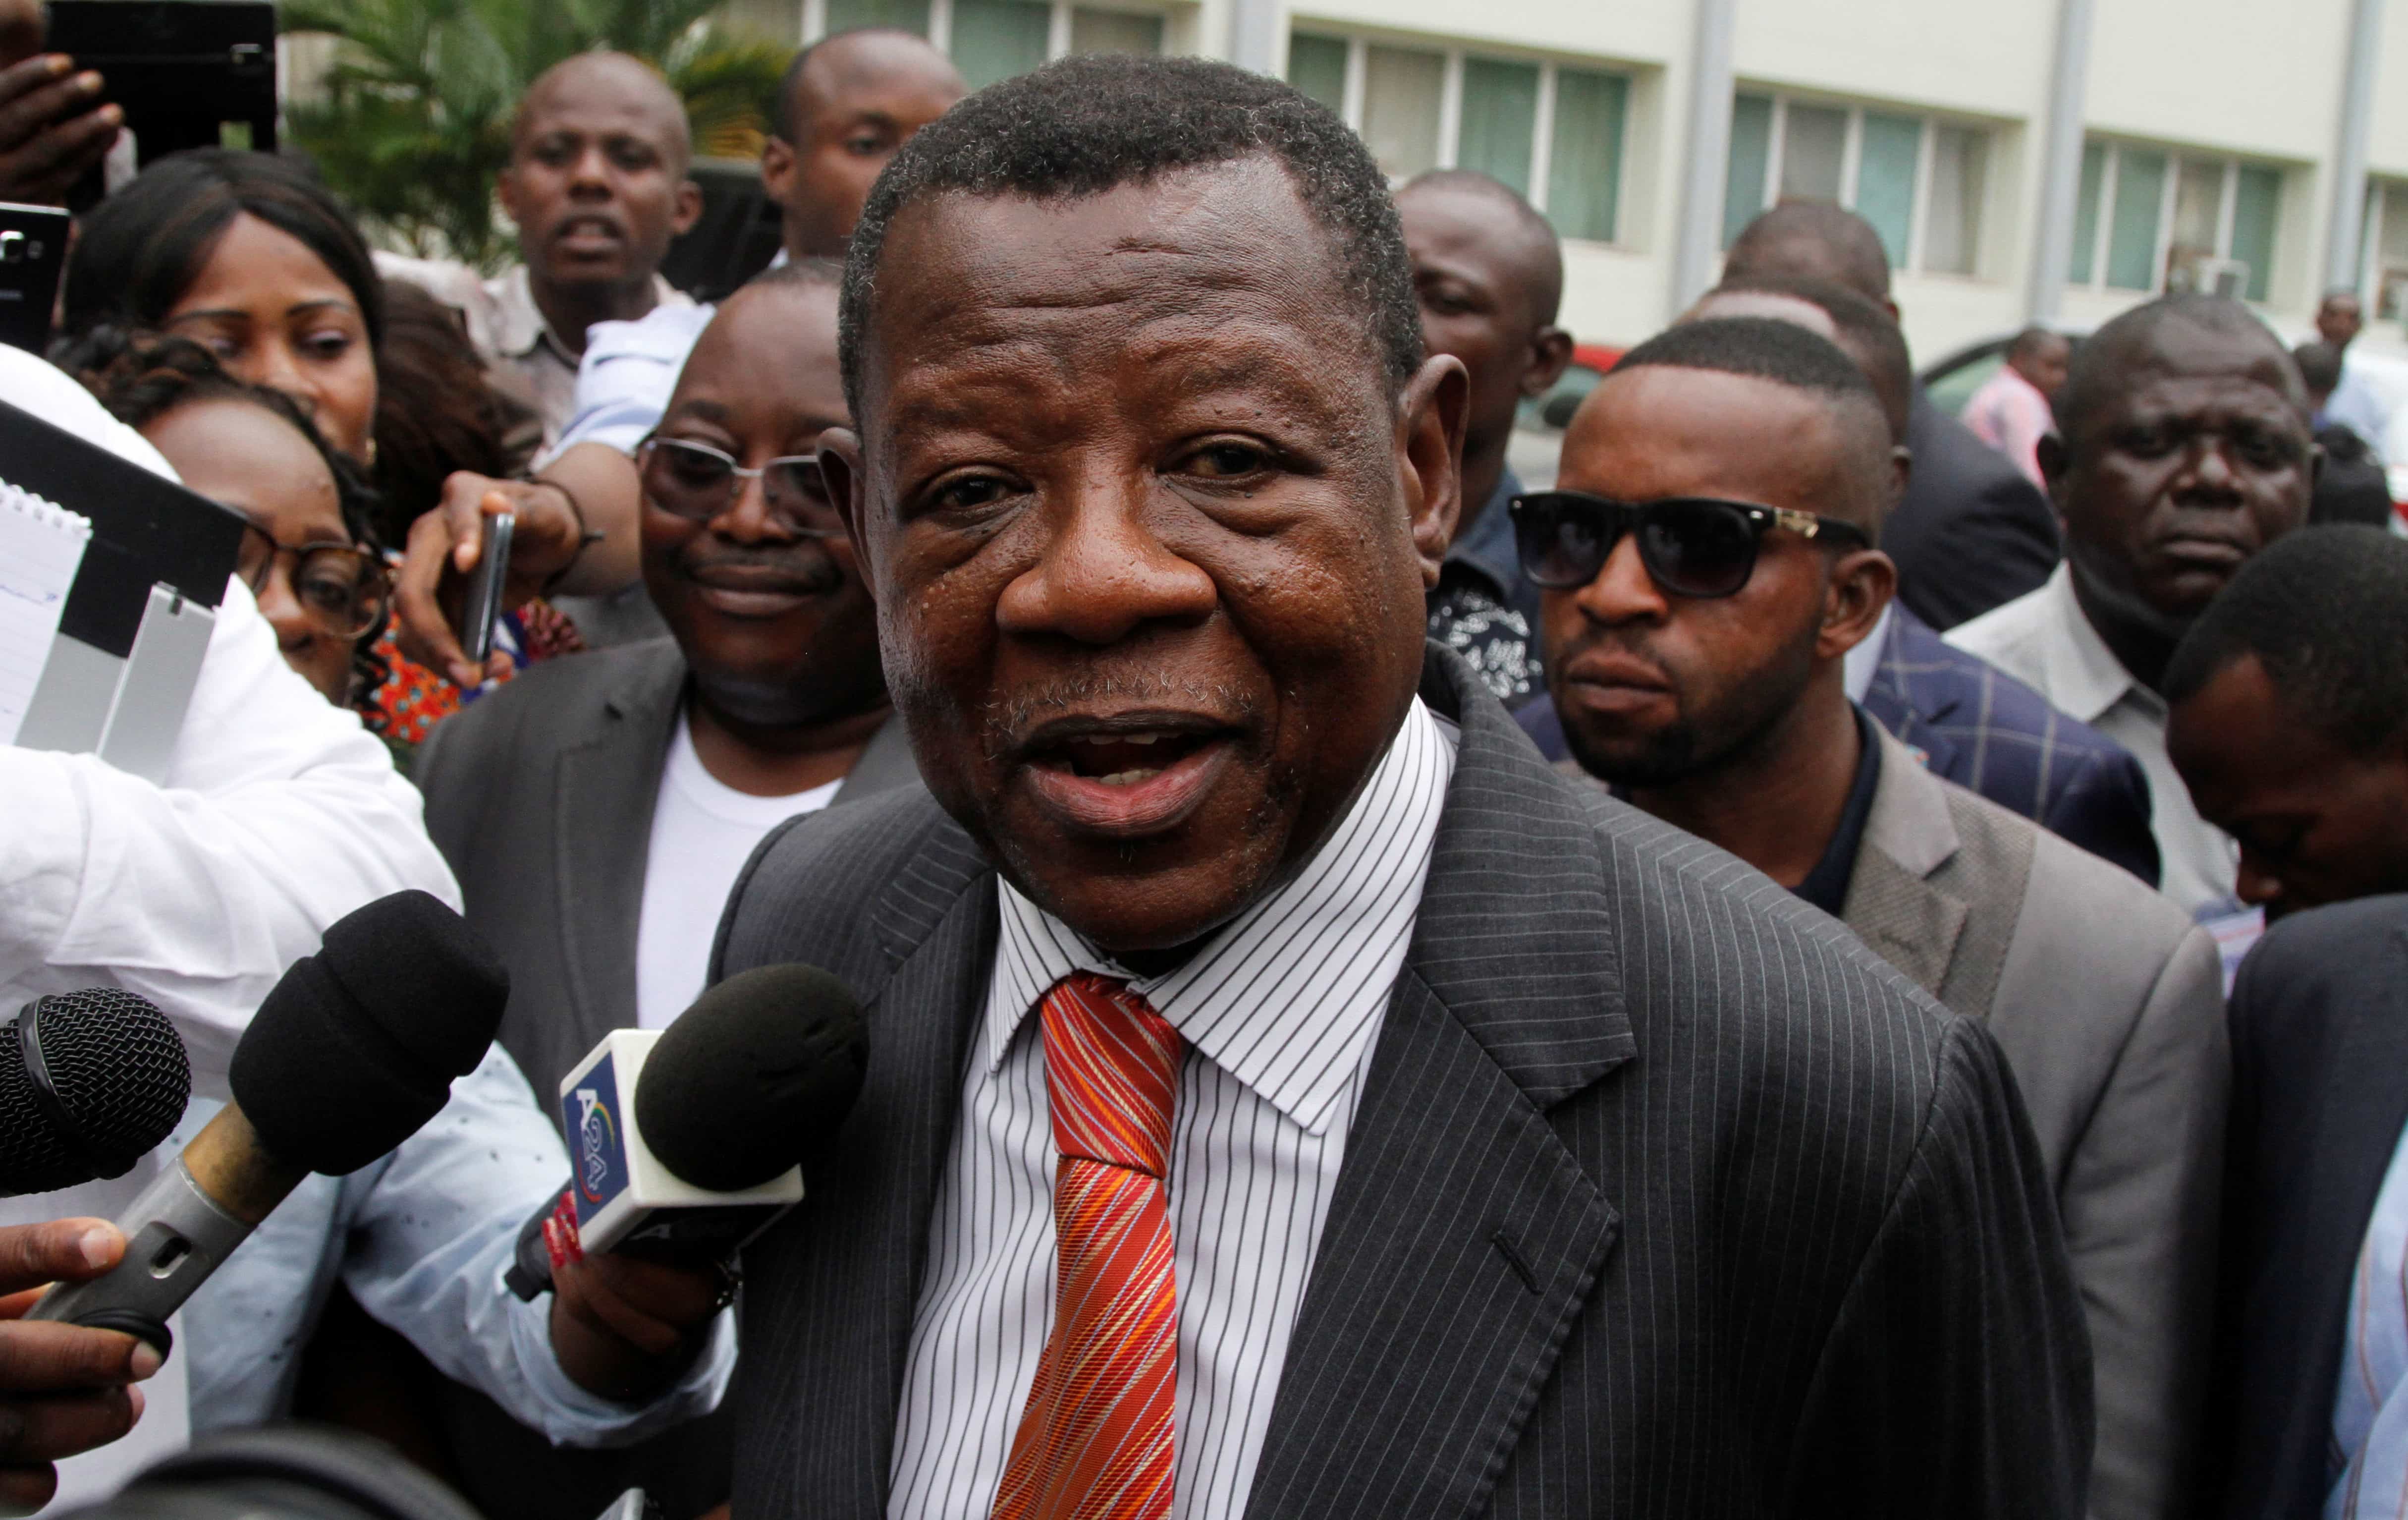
[0,1218,153,1514]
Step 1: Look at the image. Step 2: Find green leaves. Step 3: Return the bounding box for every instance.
[281,0,787,271]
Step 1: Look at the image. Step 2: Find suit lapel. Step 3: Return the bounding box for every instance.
[551,644,685,1054]
[1244,649,1631,1520]
[1841,731,1970,1000]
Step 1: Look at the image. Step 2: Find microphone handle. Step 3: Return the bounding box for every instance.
[28,1104,305,1356]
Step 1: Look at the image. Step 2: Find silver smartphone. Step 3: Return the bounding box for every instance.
[459,510,516,666]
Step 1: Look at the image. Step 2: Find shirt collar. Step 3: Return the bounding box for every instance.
[488,265,689,361]
[1441,468,1525,601]
[986,696,1460,1135]
[2034,562,2157,724]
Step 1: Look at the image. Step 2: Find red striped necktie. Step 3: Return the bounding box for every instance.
[991,971,1186,1520]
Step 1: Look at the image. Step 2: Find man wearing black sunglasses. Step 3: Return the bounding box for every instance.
[1538,315,2226,1520]
[410,259,916,1519]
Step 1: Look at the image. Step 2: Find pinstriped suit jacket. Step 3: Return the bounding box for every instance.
[710,646,2092,1519]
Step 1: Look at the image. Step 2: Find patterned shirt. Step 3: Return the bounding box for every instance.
[1429,469,1544,704]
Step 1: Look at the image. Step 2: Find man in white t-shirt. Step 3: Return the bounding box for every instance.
[409,261,911,1515]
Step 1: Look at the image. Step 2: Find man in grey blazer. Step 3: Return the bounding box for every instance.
[413,262,916,1520]
[1533,316,2224,1520]
[710,57,2088,1520]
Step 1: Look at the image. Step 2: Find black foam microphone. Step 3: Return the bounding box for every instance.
[507,963,867,1300]
[32,890,508,1354]
[0,989,189,1197]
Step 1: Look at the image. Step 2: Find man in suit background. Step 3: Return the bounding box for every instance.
[412,260,915,1520]
[1950,294,2317,916]
[1397,168,1572,705]
[1720,201,2061,631]
[2158,528,2408,1517]
[1517,275,2159,884]
[1526,314,2223,1520]
[712,55,2087,1520]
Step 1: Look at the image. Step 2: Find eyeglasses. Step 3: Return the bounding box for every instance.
[1508,490,1874,600]
[637,436,844,537]
[236,525,392,641]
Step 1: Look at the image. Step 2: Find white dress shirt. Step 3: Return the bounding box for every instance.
[1947,563,2239,915]
[2328,1117,2408,1518]
[888,698,1459,1520]
[555,301,718,458]
[0,345,461,1505]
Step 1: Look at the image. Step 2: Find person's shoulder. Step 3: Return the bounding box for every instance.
[1945,773,2192,950]
[582,302,716,366]
[1945,581,2056,666]
[2244,895,2408,987]
[0,346,176,479]
[719,786,968,954]
[421,640,683,770]
[1906,619,2127,761]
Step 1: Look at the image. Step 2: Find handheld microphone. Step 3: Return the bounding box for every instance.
[506,963,867,1300]
[0,988,189,1197]
[32,889,509,1355]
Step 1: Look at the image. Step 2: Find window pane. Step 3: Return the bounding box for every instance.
[1722,93,1774,248]
[1921,124,1985,275]
[1069,8,1161,56]
[825,0,930,34]
[1780,103,1847,202]
[1287,32,1349,115]
[2070,140,2106,284]
[1855,112,1920,269]
[1361,45,1444,180]
[951,0,1049,88]
[2106,147,2167,291]
[2231,164,2281,302]
[2380,183,2408,319]
[1548,67,1627,243]
[724,0,802,42]
[1458,57,1538,195]
[2165,157,2225,294]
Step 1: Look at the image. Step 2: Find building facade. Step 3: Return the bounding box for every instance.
[724,0,2396,363]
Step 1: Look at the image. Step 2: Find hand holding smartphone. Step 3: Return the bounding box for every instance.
[459,510,516,668]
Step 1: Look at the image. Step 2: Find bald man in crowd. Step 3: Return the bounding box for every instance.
[1951,294,2317,916]
[382,51,701,445]
[1397,168,1573,704]
[1723,203,2061,630]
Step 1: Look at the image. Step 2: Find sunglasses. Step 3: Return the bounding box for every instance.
[638,437,845,537]
[236,525,392,641]
[1509,490,1874,600]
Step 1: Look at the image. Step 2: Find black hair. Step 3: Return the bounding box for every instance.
[773,26,935,143]
[58,328,391,715]
[2293,339,2344,396]
[58,149,384,352]
[1613,315,1880,409]
[2053,292,2304,442]
[2007,325,2067,363]
[2163,524,2408,753]
[1707,274,1911,439]
[370,279,540,549]
[838,53,1422,419]
[1722,202,1893,306]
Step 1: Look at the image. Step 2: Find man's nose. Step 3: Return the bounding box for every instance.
[709,469,800,545]
[2176,439,2246,500]
[567,144,613,194]
[995,475,1217,645]
[2235,852,2284,911]
[1571,534,1670,626]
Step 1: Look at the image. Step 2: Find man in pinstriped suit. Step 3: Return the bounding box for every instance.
[711,56,2089,1519]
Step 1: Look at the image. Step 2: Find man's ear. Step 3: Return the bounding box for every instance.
[1400,354,1470,588]
[496,164,525,226]
[760,135,796,204]
[1884,445,1912,520]
[1819,548,1897,662]
[818,425,875,583]
[671,177,705,238]
[1523,325,1576,397]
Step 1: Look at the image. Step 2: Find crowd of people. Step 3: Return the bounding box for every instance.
[1,18,2407,1520]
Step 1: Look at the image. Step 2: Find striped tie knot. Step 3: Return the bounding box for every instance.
[1040,971,1183,1179]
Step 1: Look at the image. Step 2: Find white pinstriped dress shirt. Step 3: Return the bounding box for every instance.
[886,698,1459,1520]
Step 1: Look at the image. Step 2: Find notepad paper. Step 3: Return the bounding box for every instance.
[0,480,91,746]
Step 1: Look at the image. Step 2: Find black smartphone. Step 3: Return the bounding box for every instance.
[0,201,68,353]
[43,1,276,208]
[459,512,516,667]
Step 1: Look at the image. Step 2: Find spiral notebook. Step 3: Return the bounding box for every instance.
[0,480,90,746]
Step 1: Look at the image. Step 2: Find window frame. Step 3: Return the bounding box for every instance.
[1725,89,1990,279]
[2073,137,2283,302]
[1288,28,1634,248]
[802,0,1170,66]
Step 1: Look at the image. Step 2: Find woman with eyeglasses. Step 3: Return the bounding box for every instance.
[66,332,392,709]
[54,148,583,743]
